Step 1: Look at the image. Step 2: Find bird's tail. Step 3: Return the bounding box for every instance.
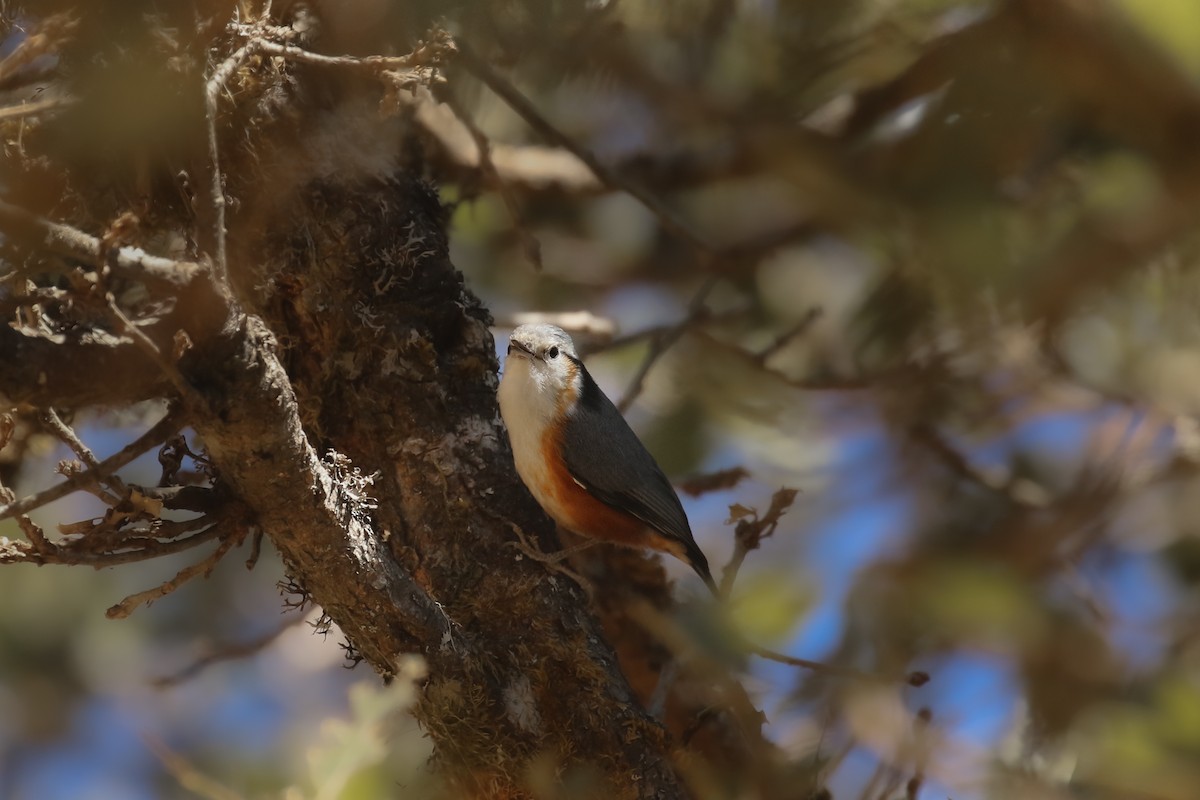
[684,541,721,597]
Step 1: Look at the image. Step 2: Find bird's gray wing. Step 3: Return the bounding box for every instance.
[559,365,693,543]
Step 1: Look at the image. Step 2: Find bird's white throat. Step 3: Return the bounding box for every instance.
[499,355,560,496]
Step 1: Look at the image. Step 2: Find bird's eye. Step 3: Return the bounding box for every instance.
[548,346,559,359]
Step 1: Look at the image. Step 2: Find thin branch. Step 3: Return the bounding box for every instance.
[106,524,246,618]
[819,735,858,794]
[105,298,212,415]
[226,21,300,42]
[143,736,243,800]
[202,28,455,285]
[152,611,309,688]
[227,17,458,73]
[1061,561,1115,627]
[694,328,881,392]
[251,39,440,76]
[0,97,72,122]
[15,513,52,554]
[581,307,749,357]
[40,408,129,497]
[456,40,711,255]
[857,760,894,800]
[755,307,822,363]
[906,708,932,800]
[0,518,226,568]
[617,274,720,412]
[719,487,798,595]
[84,525,227,568]
[746,644,925,684]
[245,528,264,570]
[505,310,617,340]
[0,199,203,287]
[679,466,750,497]
[0,407,183,522]
[441,87,542,270]
[408,87,600,192]
[909,423,1050,509]
[203,39,257,284]
[628,596,927,684]
[0,452,52,554]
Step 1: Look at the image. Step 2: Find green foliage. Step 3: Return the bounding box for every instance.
[294,658,435,800]
[1117,0,1200,75]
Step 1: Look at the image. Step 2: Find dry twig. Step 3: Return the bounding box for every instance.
[0,97,72,122]
[203,37,256,284]
[0,200,203,288]
[441,88,543,270]
[618,274,720,412]
[252,38,448,78]
[152,611,309,688]
[40,408,129,497]
[203,25,455,283]
[14,513,52,554]
[0,516,228,568]
[719,487,800,595]
[143,736,243,800]
[0,408,182,522]
[679,467,751,497]
[105,298,211,415]
[694,328,880,392]
[756,307,823,363]
[712,488,930,683]
[106,524,247,618]
[457,40,710,255]
[909,423,1050,509]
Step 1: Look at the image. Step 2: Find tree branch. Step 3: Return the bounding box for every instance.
[106,524,247,618]
[0,407,182,522]
[151,611,310,688]
[182,313,454,660]
[39,407,128,497]
[456,40,711,255]
[0,199,203,288]
[618,275,720,412]
[0,515,225,568]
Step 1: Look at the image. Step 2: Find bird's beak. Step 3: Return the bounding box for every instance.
[507,338,535,360]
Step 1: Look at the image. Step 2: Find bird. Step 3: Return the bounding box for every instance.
[498,322,719,595]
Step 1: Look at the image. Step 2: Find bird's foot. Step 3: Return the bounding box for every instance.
[504,525,595,594]
[506,536,597,565]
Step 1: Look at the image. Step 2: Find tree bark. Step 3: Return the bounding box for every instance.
[226,171,688,797]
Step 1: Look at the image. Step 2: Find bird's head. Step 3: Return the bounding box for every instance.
[501,323,583,416]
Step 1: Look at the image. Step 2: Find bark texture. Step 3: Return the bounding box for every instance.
[229,170,686,796]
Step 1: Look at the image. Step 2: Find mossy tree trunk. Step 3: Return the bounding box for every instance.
[0,10,766,799]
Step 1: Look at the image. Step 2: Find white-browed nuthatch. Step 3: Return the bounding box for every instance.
[498,323,717,594]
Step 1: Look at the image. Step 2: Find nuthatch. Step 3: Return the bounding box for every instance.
[498,323,718,594]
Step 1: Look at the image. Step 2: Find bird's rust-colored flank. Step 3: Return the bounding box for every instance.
[536,424,665,553]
